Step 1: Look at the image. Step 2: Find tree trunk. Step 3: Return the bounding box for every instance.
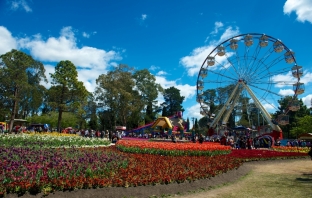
[9,87,19,133]
[57,110,63,132]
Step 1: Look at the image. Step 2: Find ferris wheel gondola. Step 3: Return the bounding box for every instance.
[196,33,305,140]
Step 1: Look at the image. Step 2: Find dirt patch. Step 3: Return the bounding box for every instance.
[5,158,311,198]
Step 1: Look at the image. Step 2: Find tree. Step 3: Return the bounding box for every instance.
[202,89,217,117]
[161,87,185,116]
[85,93,98,130]
[133,69,163,123]
[95,64,142,128]
[194,118,200,134]
[274,96,309,138]
[0,49,46,132]
[28,111,79,130]
[49,60,88,132]
[290,115,312,137]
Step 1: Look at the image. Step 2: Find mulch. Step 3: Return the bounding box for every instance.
[5,162,253,198]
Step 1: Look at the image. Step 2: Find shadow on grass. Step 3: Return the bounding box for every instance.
[296,173,312,183]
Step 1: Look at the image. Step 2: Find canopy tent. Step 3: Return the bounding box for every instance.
[150,117,173,129]
[298,133,312,140]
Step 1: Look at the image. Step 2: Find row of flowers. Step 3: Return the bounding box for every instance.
[25,132,78,137]
[271,146,310,153]
[228,149,308,161]
[0,146,242,195]
[0,137,309,196]
[0,146,128,195]
[0,133,110,148]
[116,140,231,156]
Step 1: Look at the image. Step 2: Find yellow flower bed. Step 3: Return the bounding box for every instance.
[25,131,78,137]
[272,146,310,153]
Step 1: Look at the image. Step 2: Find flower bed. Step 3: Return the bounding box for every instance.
[0,136,309,196]
[271,146,310,153]
[0,146,128,195]
[0,134,110,148]
[116,152,242,187]
[116,140,231,156]
[228,149,308,161]
[0,146,241,194]
[25,132,78,137]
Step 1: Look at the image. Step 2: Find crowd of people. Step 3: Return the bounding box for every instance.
[63,129,125,143]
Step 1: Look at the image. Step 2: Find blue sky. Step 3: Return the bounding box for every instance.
[0,0,312,122]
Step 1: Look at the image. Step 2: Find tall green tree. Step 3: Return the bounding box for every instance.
[95,64,142,128]
[85,93,98,130]
[133,69,163,123]
[0,49,46,132]
[161,87,185,116]
[49,60,88,132]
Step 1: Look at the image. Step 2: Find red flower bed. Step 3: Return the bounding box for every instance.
[116,140,231,156]
[114,152,242,187]
[229,149,308,161]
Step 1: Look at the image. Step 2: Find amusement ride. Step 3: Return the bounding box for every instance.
[196,33,305,140]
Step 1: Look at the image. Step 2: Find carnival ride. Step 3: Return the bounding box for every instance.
[126,112,189,137]
[196,33,305,140]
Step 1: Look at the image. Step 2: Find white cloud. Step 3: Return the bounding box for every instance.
[264,68,312,89]
[180,24,240,77]
[0,26,17,54]
[156,70,167,76]
[210,21,224,35]
[284,0,312,23]
[82,32,90,38]
[138,14,148,26]
[1,26,122,93]
[301,94,312,108]
[180,45,215,76]
[141,14,147,21]
[42,64,102,93]
[41,64,55,88]
[218,26,240,43]
[184,103,202,123]
[19,26,121,70]
[278,89,294,96]
[272,71,297,88]
[300,71,312,85]
[149,65,159,71]
[155,76,196,100]
[262,103,276,112]
[10,0,32,12]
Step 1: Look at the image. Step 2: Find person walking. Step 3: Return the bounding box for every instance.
[308,143,312,160]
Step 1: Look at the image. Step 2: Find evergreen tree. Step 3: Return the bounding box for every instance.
[161,87,185,116]
[49,60,88,132]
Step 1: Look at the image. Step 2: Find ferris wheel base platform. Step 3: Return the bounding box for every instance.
[261,130,283,141]
[207,128,283,141]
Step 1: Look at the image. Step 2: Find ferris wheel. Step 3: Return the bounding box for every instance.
[196,33,305,138]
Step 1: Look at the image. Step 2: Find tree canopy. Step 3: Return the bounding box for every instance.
[49,60,88,132]
[0,49,46,132]
[161,87,185,117]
